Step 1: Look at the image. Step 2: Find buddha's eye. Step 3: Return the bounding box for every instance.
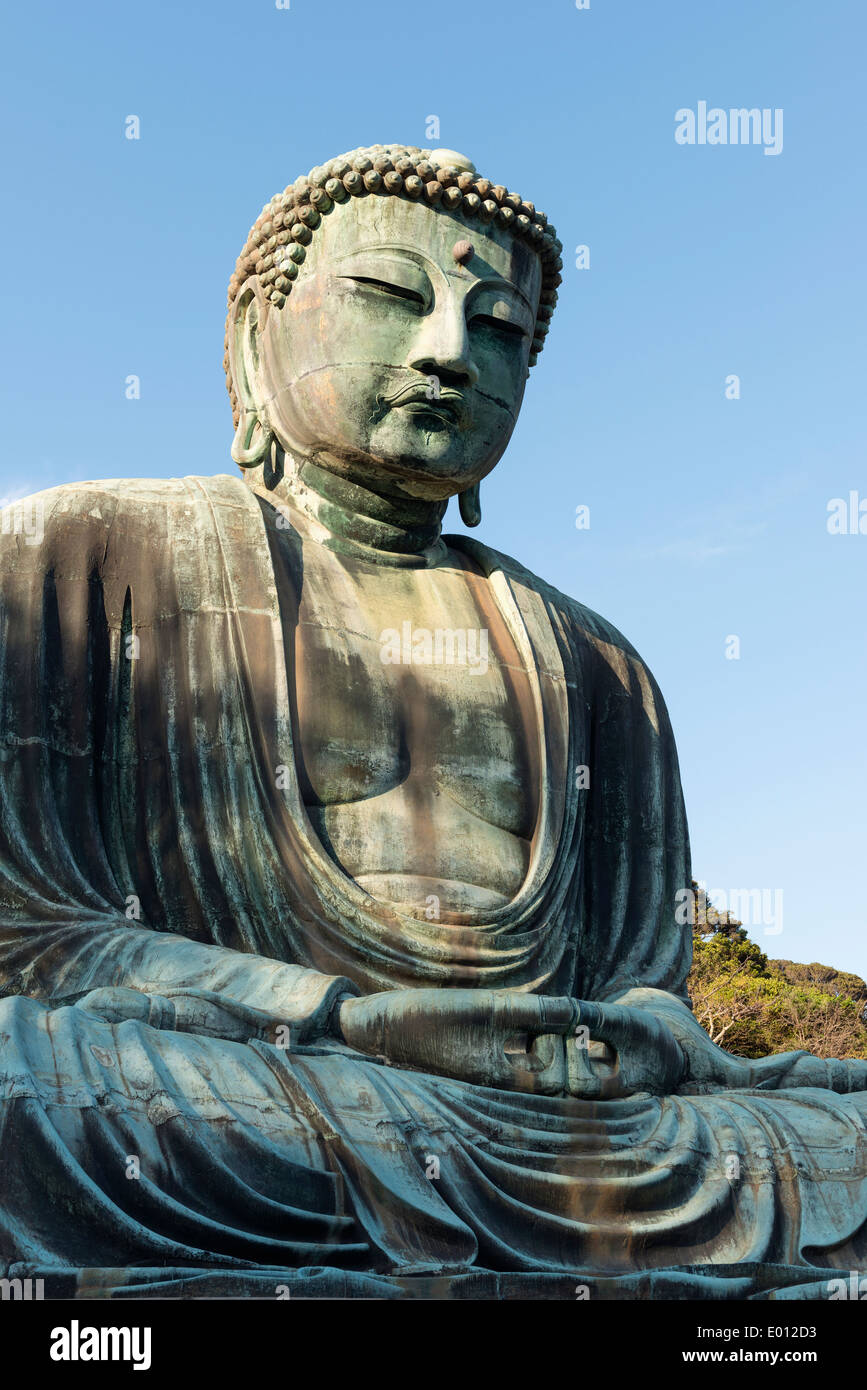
[470,313,527,340]
[342,275,426,307]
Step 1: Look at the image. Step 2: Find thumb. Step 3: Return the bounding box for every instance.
[573,1000,685,1094]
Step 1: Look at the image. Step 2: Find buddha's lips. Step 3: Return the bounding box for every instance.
[381,382,468,426]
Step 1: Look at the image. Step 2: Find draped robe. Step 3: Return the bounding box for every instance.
[1,473,865,1299]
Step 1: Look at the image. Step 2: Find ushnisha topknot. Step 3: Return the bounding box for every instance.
[224,143,563,428]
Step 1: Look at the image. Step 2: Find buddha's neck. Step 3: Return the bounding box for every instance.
[254,455,450,568]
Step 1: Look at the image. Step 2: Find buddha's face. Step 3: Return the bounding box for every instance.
[244,194,542,501]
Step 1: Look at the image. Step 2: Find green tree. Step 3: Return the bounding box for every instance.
[686,880,867,1060]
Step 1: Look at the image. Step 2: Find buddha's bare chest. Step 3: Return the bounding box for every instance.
[291,548,538,841]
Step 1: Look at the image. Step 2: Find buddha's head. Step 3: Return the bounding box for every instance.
[225,145,562,519]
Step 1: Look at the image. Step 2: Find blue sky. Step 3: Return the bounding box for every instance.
[2,0,865,974]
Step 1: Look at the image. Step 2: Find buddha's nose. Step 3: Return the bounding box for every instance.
[408,301,479,387]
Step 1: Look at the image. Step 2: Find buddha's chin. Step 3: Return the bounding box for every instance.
[361,417,498,495]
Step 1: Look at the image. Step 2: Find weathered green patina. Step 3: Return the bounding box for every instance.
[0,145,865,1300]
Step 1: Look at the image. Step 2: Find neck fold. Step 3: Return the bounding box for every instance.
[250,455,450,568]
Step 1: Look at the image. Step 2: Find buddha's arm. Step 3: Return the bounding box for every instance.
[607,987,867,1094]
[0,492,357,1043]
[0,919,358,1043]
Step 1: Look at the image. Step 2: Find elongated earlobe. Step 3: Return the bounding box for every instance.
[231,408,273,468]
[262,440,285,490]
[458,481,482,527]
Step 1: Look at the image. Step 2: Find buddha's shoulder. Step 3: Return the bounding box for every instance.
[14,473,250,536]
[450,534,644,666]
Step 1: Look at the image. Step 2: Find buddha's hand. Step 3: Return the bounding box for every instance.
[74,986,296,1044]
[565,1000,687,1099]
[337,988,579,1093]
[337,991,686,1098]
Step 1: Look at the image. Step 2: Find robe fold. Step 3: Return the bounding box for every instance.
[0,473,865,1299]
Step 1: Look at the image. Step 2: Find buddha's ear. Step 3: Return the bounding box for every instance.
[228,279,273,468]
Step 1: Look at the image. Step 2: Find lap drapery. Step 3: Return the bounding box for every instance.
[2,996,867,1298]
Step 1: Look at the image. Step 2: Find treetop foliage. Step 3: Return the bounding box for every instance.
[687,880,867,1060]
